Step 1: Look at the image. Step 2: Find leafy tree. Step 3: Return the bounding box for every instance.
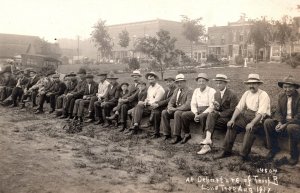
[128,57,140,70]
[181,15,206,59]
[118,30,130,48]
[135,29,177,79]
[91,19,113,59]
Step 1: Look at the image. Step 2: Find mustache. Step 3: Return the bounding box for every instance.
[250,87,255,90]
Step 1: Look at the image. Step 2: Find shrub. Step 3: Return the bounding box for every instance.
[177,69,197,74]
[235,55,244,65]
[284,53,300,68]
[128,57,140,70]
[206,54,219,63]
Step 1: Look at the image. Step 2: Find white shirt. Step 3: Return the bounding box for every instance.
[97,80,110,98]
[287,97,292,120]
[88,84,91,94]
[236,89,271,116]
[145,83,165,105]
[220,87,227,99]
[176,89,182,105]
[191,86,216,115]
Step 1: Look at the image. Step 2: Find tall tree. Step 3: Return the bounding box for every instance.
[91,19,113,60]
[135,29,177,79]
[181,15,206,59]
[118,29,130,48]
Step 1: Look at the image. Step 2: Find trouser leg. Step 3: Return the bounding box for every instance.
[287,124,300,159]
[49,94,56,110]
[152,109,162,134]
[78,100,90,117]
[161,110,174,136]
[181,111,195,135]
[173,111,185,136]
[263,118,280,151]
[94,101,103,121]
[240,125,260,157]
[119,103,129,123]
[38,93,46,110]
[132,103,145,125]
[73,99,81,116]
[88,96,98,114]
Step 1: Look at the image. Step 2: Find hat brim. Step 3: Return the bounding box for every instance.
[213,78,230,82]
[278,82,300,89]
[164,78,175,81]
[97,74,107,76]
[175,78,186,82]
[131,73,142,77]
[244,80,263,84]
[145,73,159,79]
[120,83,129,87]
[107,77,118,79]
[195,77,209,81]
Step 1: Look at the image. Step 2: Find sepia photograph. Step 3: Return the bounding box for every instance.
[0,0,300,192]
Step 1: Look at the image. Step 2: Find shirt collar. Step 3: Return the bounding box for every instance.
[220,87,227,94]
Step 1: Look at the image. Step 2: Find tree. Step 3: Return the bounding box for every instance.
[248,17,273,61]
[91,19,113,60]
[181,15,206,59]
[135,29,177,79]
[118,30,130,48]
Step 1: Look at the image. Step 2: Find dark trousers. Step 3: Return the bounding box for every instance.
[181,111,208,134]
[88,96,99,115]
[205,112,230,134]
[0,87,13,101]
[94,101,116,122]
[11,87,23,105]
[223,110,263,157]
[131,103,152,125]
[151,108,164,134]
[119,103,134,124]
[63,95,83,115]
[21,90,38,106]
[161,110,185,136]
[73,99,91,117]
[56,94,64,109]
[38,93,56,111]
[264,118,300,159]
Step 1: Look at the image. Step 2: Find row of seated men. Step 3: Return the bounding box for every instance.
[0,65,299,166]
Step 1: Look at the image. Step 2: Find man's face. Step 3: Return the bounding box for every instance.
[247,83,260,93]
[108,78,116,84]
[283,84,296,96]
[99,75,106,82]
[121,84,128,91]
[175,80,186,89]
[215,81,227,91]
[78,73,85,80]
[29,72,36,78]
[64,76,71,84]
[166,80,174,88]
[138,84,146,91]
[197,78,208,90]
[147,76,156,86]
[52,77,60,83]
[132,75,141,82]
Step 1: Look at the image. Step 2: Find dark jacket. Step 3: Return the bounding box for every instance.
[0,76,17,88]
[119,89,129,99]
[168,86,193,111]
[274,91,300,125]
[157,85,176,108]
[83,81,98,97]
[47,81,67,96]
[137,89,147,102]
[71,79,87,98]
[26,75,40,90]
[124,82,139,104]
[104,82,120,103]
[214,88,239,118]
[64,80,78,94]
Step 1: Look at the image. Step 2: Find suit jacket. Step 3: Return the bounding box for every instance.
[64,80,78,94]
[104,82,120,103]
[71,79,87,98]
[157,85,176,108]
[124,82,139,103]
[26,76,40,90]
[168,86,193,111]
[0,76,17,88]
[83,81,98,97]
[274,91,300,125]
[137,89,147,102]
[119,89,129,99]
[46,81,67,96]
[214,88,238,118]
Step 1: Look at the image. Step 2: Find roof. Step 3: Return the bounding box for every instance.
[108,18,181,28]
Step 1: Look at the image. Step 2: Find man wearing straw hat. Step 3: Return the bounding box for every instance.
[216,74,271,161]
[197,74,238,155]
[161,74,193,143]
[127,71,165,135]
[264,75,300,165]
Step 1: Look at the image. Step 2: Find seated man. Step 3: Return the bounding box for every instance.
[85,72,110,123]
[73,74,98,122]
[161,74,193,144]
[197,74,238,155]
[127,72,165,135]
[216,74,271,161]
[94,72,119,127]
[35,73,66,114]
[264,75,300,165]
[9,70,29,107]
[20,69,40,108]
[181,73,216,144]
[61,68,87,119]
[0,66,17,103]
[142,76,176,138]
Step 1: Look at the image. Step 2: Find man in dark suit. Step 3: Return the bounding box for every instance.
[20,69,40,108]
[264,75,300,165]
[117,70,142,130]
[161,74,193,144]
[61,68,87,119]
[35,73,67,114]
[197,74,238,155]
[141,76,176,138]
[73,74,98,122]
[9,70,29,107]
[0,66,17,102]
[94,72,120,127]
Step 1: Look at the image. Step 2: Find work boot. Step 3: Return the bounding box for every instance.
[106,114,118,120]
[214,151,232,160]
[170,136,182,144]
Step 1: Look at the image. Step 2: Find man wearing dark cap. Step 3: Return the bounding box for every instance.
[142,76,176,138]
[161,74,193,143]
[94,72,119,127]
[60,68,87,119]
[20,69,40,108]
[264,75,300,165]
[35,73,66,114]
[85,72,110,123]
[0,66,17,102]
[73,74,98,122]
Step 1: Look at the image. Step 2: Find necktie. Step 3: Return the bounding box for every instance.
[176,89,182,106]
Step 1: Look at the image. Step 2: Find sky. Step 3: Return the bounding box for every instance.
[1,0,299,42]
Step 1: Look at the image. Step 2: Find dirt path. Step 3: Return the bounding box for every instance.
[0,106,300,193]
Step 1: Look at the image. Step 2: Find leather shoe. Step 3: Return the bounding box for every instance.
[34,109,44,114]
[214,151,232,159]
[140,122,152,128]
[106,114,118,120]
[126,129,138,135]
[103,123,111,128]
[94,120,104,125]
[85,118,94,123]
[170,136,182,144]
[118,127,126,132]
[151,133,161,139]
[180,135,191,144]
[163,135,171,141]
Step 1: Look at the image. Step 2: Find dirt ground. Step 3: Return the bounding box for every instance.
[1,104,300,193]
